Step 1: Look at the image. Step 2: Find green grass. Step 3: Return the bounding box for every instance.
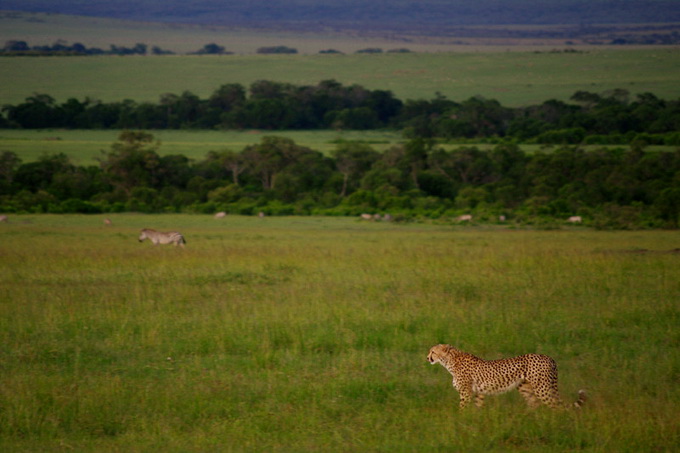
[2,12,679,109]
[1,50,679,108]
[2,129,673,166]
[0,214,678,451]
[0,129,405,165]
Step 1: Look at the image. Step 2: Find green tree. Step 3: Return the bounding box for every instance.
[99,131,162,196]
[440,97,511,138]
[403,138,433,190]
[209,84,246,111]
[60,97,90,128]
[14,153,74,194]
[3,40,29,51]
[208,184,243,204]
[241,136,305,190]
[208,150,245,186]
[193,43,229,55]
[3,93,61,128]
[654,187,680,227]
[570,90,602,109]
[50,165,108,201]
[365,89,403,124]
[229,98,291,129]
[256,46,297,54]
[331,142,380,197]
[274,149,335,203]
[0,150,21,193]
[159,91,203,128]
[428,146,496,185]
[250,80,295,100]
[158,154,192,189]
[328,107,379,130]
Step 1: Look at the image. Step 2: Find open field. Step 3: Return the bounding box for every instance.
[0,215,678,451]
[6,11,678,56]
[0,10,503,55]
[4,129,674,166]
[2,11,679,108]
[0,129,407,165]
[2,49,679,109]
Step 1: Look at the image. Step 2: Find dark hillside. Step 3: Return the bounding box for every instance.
[1,0,679,34]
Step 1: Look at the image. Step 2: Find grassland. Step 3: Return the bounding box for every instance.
[0,10,491,55]
[2,129,674,166]
[0,129,406,165]
[5,11,667,56]
[2,11,679,108]
[2,49,679,109]
[0,214,678,451]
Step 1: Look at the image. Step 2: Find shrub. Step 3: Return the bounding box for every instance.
[256,46,297,54]
[58,198,102,213]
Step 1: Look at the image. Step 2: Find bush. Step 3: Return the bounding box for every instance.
[208,184,243,203]
[583,134,627,144]
[261,200,295,216]
[663,132,680,146]
[227,198,260,215]
[256,46,297,54]
[58,198,102,213]
[534,128,586,144]
[591,203,649,230]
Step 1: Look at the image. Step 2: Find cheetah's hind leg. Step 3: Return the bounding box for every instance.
[518,381,540,409]
[474,393,485,408]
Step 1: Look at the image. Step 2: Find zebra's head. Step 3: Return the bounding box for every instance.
[139,229,149,242]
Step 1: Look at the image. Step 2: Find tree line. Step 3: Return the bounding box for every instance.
[1,40,176,56]
[1,131,679,228]
[2,81,680,146]
[1,40,416,56]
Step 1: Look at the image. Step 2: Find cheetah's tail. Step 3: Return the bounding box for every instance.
[573,389,587,409]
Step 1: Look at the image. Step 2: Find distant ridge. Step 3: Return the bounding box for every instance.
[1,0,679,34]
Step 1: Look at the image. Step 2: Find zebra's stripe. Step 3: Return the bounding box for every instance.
[138,228,186,247]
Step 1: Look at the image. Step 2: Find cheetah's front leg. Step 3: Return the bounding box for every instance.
[456,380,474,408]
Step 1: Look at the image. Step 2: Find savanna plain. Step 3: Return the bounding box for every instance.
[0,214,678,451]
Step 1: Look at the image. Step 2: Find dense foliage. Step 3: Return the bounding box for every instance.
[1,131,678,228]
[2,82,680,147]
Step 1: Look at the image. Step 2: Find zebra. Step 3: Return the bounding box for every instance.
[138,228,186,247]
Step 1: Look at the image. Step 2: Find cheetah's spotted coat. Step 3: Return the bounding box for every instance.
[427,344,586,409]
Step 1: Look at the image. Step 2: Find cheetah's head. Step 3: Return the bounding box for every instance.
[427,344,449,365]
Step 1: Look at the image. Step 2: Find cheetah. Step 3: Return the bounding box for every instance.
[427,344,586,409]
